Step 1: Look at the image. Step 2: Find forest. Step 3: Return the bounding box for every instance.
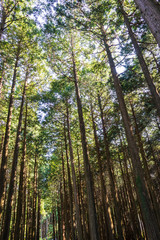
[0,0,160,239]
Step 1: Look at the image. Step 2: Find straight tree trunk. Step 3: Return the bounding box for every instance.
[101,26,160,240]
[53,212,56,240]
[98,95,123,240]
[0,43,21,223]
[65,134,75,240]
[134,0,160,47]
[90,102,113,240]
[66,102,83,240]
[130,102,160,227]
[0,60,5,98]
[36,191,41,240]
[14,101,28,240]
[61,146,67,240]
[77,146,88,240]
[1,67,27,240]
[118,1,160,116]
[0,136,4,165]
[21,164,27,240]
[71,36,99,240]
[31,153,38,240]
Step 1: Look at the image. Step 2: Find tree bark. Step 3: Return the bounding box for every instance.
[31,153,38,240]
[1,67,27,240]
[0,43,21,223]
[134,0,160,47]
[98,95,123,240]
[14,101,27,240]
[0,6,6,40]
[66,102,83,240]
[90,102,113,240]
[71,36,99,240]
[118,1,160,116]
[36,191,41,240]
[101,26,160,240]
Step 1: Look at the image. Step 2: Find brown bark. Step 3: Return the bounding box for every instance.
[66,103,83,240]
[36,191,41,240]
[0,6,6,40]
[0,136,4,165]
[65,133,75,240]
[98,95,123,240]
[71,36,99,240]
[57,203,61,240]
[26,169,32,240]
[31,154,38,240]
[90,102,113,240]
[1,68,27,240]
[101,26,160,239]
[61,145,67,239]
[0,43,21,223]
[77,147,88,240]
[53,212,56,240]
[118,1,160,116]
[13,101,27,240]
[130,102,160,227]
[0,61,5,98]
[134,0,160,47]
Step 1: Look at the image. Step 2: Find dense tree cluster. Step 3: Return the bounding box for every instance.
[0,0,160,240]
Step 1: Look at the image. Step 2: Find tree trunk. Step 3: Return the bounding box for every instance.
[61,145,67,240]
[101,26,160,240]
[118,1,160,116]
[71,36,99,240]
[90,102,113,240]
[0,6,6,40]
[1,68,27,240]
[0,60,5,98]
[98,95,123,240]
[0,43,21,223]
[36,191,41,240]
[66,102,83,240]
[65,132,75,240]
[53,211,56,240]
[14,101,27,240]
[134,0,160,47]
[31,154,38,240]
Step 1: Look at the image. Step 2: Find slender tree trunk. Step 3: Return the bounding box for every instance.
[21,163,27,240]
[10,178,18,240]
[1,68,27,240]
[130,102,160,227]
[118,1,160,116]
[133,0,160,47]
[101,26,160,239]
[14,101,27,240]
[53,211,56,240]
[58,203,61,240]
[71,36,99,240]
[77,146,88,240]
[0,136,4,165]
[31,154,38,240]
[90,102,113,240]
[0,61,5,98]
[65,134,75,240]
[98,95,123,240]
[61,146,67,240]
[36,191,41,240]
[26,169,32,240]
[66,102,83,240]
[0,43,20,223]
